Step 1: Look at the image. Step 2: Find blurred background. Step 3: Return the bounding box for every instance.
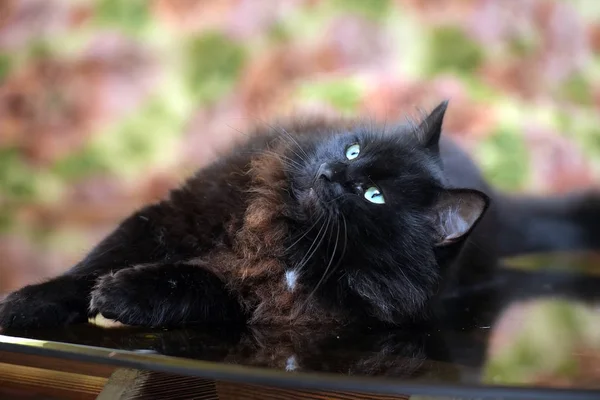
[0,0,599,387]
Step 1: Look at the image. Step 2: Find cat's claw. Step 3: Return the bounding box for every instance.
[88,313,127,328]
[90,267,161,327]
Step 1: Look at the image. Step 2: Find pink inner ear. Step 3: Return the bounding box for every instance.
[434,190,488,245]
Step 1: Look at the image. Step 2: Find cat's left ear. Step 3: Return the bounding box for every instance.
[431,188,489,247]
[417,100,449,153]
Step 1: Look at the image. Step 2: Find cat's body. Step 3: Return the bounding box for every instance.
[1,102,599,330]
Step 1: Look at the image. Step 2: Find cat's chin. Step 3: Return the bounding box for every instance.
[298,187,321,210]
[304,186,337,208]
[303,183,349,214]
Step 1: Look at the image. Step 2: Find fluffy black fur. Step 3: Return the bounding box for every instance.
[1,101,599,330]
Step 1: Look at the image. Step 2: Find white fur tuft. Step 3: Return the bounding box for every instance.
[285,270,298,291]
[285,355,298,371]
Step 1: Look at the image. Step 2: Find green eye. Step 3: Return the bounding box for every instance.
[345,143,360,160]
[364,186,385,204]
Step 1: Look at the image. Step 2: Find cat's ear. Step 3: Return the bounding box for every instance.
[417,100,449,152]
[431,189,489,246]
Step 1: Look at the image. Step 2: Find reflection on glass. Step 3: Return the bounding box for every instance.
[1,252,599,397]
[484,299,600,388]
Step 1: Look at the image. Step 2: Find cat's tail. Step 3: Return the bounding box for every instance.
[495,191,600,257]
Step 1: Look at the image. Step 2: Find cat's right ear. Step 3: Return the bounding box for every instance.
[416,100,449,153]
[431,189,489,247]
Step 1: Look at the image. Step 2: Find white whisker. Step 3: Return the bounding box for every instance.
[304,218,340,303]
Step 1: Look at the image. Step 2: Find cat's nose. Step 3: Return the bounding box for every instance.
[317,163,333,180]
[317,162,346,182]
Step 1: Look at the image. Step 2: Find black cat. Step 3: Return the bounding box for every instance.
[1,101,598,329]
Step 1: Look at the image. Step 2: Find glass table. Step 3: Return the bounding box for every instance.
[1,253,599,399]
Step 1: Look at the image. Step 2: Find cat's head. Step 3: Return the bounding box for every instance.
[282,101,489,324]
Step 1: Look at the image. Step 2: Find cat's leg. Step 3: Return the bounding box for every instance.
[0,203,199,330]
[89,262,243,327]
[0,274,94,329]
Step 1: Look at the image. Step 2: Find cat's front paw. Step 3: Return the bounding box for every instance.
[90,267,163,327]
[89,263,241,328]
[0,278,89,330]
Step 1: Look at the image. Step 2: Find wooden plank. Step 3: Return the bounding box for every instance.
[0,349,116,377]
[215,381,410,400]
[0,361,107,400]
[98,369,408,400]
[98,369,218,400]
[97,369,144,400]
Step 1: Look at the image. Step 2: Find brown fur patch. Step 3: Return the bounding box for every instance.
[198,141,345,325]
